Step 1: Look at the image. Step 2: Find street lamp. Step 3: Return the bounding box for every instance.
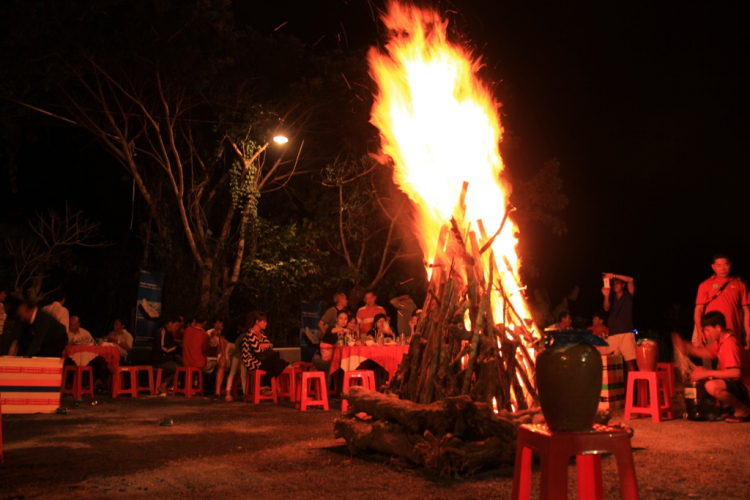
[273,135,289,144]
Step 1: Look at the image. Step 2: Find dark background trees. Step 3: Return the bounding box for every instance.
[2,0,745,341]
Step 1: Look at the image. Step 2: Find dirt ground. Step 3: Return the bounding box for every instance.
[1,392,749,500]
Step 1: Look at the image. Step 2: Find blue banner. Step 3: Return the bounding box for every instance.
[300,300,321,362]
[135,270,164,341]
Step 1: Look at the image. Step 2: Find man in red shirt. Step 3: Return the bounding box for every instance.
[588,311,609,339]
[182,314,218,376]
[356,291,386,336]
[673,311,750,422]
[694,254,750,348]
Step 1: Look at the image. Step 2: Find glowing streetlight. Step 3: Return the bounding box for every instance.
[273,135,289,144]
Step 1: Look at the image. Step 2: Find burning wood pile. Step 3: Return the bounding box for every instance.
[335,185,545,476]
[333,2,550,474]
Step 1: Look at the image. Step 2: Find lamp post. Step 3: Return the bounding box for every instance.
[244,134,288,165]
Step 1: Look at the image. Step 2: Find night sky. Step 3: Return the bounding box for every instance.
[241,0,750,331]
[5,1,750,334]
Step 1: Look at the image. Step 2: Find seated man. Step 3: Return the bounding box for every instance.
[105,319,133,361]
[672,311,750,422]
[588,311,609,339]
[546,310,573,331]
[68,316,94,345]
[182,314,217,388]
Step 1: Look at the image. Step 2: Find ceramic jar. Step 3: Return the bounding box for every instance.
[635,340,659,371]
[535,342,603,431]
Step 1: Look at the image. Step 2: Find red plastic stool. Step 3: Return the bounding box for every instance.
[134,366,155,395]
[172,366,204,397]
[295,371,329,411]
[656,362,675,397]
[112,367,139,398]
[341,370,375,412]
[1,390,4,463]
[278,367,298,402]
[244,370,279,404]
[61,365,95,398]
[625,371,673,422]
[229,374,241,398]
[511,424,639,500]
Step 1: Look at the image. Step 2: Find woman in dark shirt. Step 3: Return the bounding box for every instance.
[152,317,181,395]
[313,310,350,389]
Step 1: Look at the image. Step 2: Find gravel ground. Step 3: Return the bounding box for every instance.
[1,393,749,500]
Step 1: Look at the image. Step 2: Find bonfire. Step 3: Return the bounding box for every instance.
[334,2,555,475]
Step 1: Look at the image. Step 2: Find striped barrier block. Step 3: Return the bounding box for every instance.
[0,357,64,414]
[599,354,625,410]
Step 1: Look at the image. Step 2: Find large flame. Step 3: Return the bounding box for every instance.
[369,2,535,332]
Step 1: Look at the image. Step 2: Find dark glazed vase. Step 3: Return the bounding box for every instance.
[535,342,603,431]
[635,340,659,371]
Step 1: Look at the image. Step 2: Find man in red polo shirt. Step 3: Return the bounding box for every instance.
[673,311,750,422]
[182,314,218,375]
[694,254,750,349]
[356,290,386,336]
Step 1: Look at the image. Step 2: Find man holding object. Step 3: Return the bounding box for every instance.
[673,311,750,423]
[693,254,750,350]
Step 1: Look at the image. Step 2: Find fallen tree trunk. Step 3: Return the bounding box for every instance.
[335,387,620,477]
[342,386,518,441]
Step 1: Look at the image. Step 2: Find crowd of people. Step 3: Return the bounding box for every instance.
[547,255,750,423]
[0,254,748,421]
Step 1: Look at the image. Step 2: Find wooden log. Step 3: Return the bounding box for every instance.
[406,335,426,401]
[333,418,423,464]
[342,386,517,441]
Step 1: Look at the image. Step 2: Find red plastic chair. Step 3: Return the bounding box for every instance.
[244,370,278,404]
[656,362,676,397]
[278,367,298,402]
[625,371,673,422]
[61,365,95,398]
[295,371,329,411]
[511,423,639,500]
[133,366,155,395]
[172,366,204,398]
[1,390,4,463]
[341,370,375,412]
[112,367,139,398]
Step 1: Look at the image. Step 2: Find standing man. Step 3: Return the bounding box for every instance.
[694,254,750,350]
[602,273,637,372]
[11,300,68,357]
[42,292,70,333]
[318,292,348,334]
[356,290,386,336]
[390,294,418,336]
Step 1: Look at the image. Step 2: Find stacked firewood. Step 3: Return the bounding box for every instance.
[386,182,539,411]
[335,183,550,476]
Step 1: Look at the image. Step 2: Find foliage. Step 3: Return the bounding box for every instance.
[510,158,569,237]
[0,204,109,301]
[232,217,324,345]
